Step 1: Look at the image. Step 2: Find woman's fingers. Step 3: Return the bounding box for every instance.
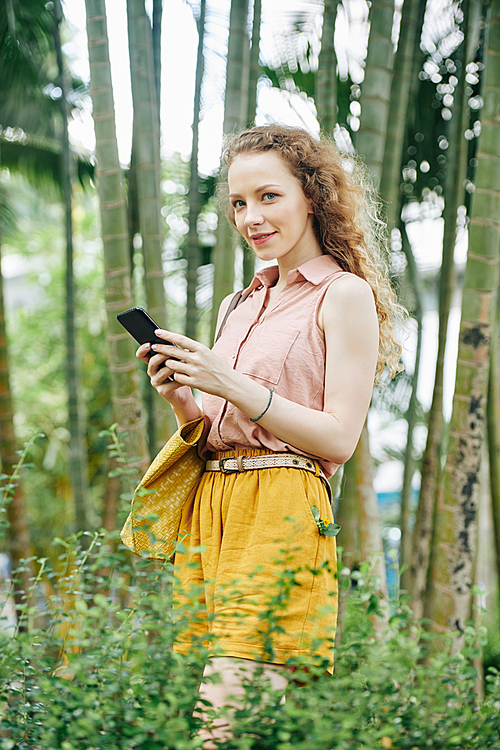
[154,329,201,351]
[152,366,175,386]
[136,342,152,362]
[136,336,197,402]
[151,343,185,360]
[148,353,171,378]
[138,329,231,398]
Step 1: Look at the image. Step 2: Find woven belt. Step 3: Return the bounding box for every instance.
[205,452,327,483]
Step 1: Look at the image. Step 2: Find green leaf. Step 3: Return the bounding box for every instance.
[323,523,341,537]
[310,505,320,522]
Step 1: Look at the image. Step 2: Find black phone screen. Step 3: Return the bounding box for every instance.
[116,307,174,347]
[116,308,180,376]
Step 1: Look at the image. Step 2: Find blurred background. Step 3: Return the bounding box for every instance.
[0,0,499,663]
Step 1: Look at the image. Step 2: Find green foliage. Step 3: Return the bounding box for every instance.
[0,0,53,93]
[1,174,112,554]
[0,442,499,749]
[0,0,92,193]
[0,433,40,540]
[483,605,500,679]
[0,181,17,236]
[400,35,483,207]
[0,134,94,193]
[261,62,353,140]
[158,153,218,341]
[1,531,499,748]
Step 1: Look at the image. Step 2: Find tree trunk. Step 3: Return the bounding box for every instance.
[127,0,172,452]
[127,0,166,328]
[315,0,339,136]
[210,0,250,340]
[242,0,262,288]
[246,0,262,128]
[185,0,206,341]
[399,222,424,584]
[408,0,471,618]
[152,0,162,116]
[53,0,89,532]
[102,462,121,534]
[423,2,500,644]
[336,422,388,611]
[379,0,426,226]
[487,285,500,596]
[337,0,394,606]
[127,138,140,276]
[84,0,149,469]
[356,0,396,183]
[473,438,494,699]
[0,235,34,611]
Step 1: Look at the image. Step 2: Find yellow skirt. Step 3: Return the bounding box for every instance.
[172,449,338,673]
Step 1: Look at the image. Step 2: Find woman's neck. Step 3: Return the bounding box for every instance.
[275,246,323,287]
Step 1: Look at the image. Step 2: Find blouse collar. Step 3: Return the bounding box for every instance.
[246,254,343,293]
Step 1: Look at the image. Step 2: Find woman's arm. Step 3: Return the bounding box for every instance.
[151,274,379,463]
[135,293,235,427]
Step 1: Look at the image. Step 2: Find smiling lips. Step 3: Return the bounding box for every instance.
[250,232,277,245]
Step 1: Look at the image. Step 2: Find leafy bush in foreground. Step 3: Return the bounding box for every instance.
[1,437,499,748]
[0,533,499,749]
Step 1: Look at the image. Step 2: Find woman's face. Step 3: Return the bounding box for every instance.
[228,151,321,266]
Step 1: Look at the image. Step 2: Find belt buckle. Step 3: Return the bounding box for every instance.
[218,456,234,474]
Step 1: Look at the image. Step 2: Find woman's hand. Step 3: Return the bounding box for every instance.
[147,329,237,399]
[136,342,184,401]
[136,340,204,426]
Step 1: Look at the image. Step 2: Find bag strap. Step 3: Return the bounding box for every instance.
[215,289,249,343]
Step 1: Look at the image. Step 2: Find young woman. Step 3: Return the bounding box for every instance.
[136,124,403,745]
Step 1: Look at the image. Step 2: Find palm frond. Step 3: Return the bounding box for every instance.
[0,0,54,93]
[0,181,18,237]
[0,133,94,192]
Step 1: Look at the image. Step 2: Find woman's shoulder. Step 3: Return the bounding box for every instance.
[319,272,377,330]
[325,271,374,302]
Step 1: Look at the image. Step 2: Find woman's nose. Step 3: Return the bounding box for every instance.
[243,203,264,227]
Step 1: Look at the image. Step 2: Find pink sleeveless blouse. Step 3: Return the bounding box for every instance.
[200,254,348,477]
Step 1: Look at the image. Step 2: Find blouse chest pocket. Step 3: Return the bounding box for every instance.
[239,326,301,385]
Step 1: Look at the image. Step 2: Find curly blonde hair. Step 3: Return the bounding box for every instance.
[220,124,405,381]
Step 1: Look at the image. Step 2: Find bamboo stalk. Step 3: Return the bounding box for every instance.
[242,0,262,288]
[127,0,173,451]
[0,233,35,611]
[409,0,473,620]
[399,223,423,586]
[84,0,149,469]
[185,0,206,341]
[423,2,500,644]
[356,0,396,183]
[210,0,250,341]
[316,0,339,136]
[53,0,90,532]
[487,286,500,597]
[336,422,389,625]
[379,0,426,227]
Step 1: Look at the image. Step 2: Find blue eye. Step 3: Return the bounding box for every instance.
[263,192,277,200]
[232,199,245,209]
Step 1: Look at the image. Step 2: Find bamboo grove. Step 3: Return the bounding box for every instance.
[0,0,499,655]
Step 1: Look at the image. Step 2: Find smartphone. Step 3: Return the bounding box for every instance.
[116,307,180,376]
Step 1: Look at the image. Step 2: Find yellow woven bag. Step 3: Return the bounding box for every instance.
[121,416,205,560]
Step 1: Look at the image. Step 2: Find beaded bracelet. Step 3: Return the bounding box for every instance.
[249,388,275,423]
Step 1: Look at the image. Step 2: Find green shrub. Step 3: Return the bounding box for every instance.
[1,441,500,748]
[0,534,499,749]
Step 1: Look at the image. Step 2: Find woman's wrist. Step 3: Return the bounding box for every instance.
[225,371,273,422]
[168,386,203,424]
